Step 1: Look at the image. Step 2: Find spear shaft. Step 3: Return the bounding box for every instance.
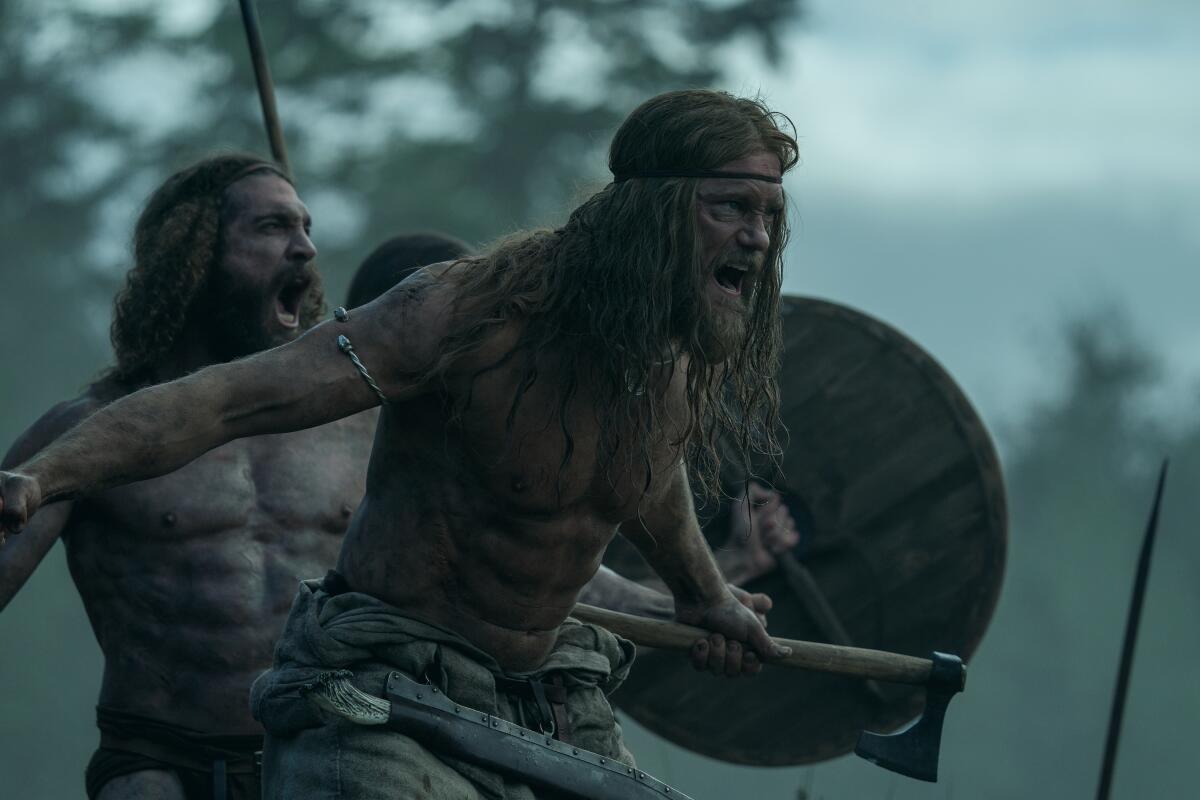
[1095,459,1169,800]
[237,0,292,177]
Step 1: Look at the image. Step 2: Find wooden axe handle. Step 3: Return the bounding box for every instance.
[571,603,931,686]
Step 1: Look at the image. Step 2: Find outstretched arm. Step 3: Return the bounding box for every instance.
[0,279,450,536]
[0,400,91,608]
[624,463,791,675]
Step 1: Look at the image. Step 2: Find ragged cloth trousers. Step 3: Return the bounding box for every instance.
[250,577,637,799]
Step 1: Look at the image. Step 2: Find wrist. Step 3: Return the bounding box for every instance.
[20,460,54,505]
[642,591,675,621]
[672,584,734,619]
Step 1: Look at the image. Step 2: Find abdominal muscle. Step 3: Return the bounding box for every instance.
[337,488,622,672]
[340,358,682,672]
[73,523,334,733]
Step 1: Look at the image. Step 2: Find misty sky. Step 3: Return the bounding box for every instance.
[757,0,1200,434]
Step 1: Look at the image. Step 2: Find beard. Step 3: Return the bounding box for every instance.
[197,263,319,363]
[688,237,763,363]
[697,301,748,362]
[693,277,752,363]
[666,256,753,364]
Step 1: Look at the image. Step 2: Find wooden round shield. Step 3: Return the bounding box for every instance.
[604,295,1007,766]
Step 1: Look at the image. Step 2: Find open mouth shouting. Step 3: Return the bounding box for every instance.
[712,262,752,297]
[275,273,312,329]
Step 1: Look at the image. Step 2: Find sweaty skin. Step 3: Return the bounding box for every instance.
[0,154,790,677]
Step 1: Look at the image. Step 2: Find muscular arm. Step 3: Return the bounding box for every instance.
[0,399,94,608]
[624,463,731,615]
[624,463,790,672]
[0,278,452,532]
[29,332,378,505]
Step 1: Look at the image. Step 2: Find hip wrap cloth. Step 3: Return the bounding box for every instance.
[250,579,637,799]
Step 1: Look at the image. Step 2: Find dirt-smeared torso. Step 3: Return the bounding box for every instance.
[338,342,689,672]
[65,409,375,733]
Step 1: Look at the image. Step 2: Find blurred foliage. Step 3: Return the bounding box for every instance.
[934,312,1200,799]
[2,0,805,296]
[0,0,143,385]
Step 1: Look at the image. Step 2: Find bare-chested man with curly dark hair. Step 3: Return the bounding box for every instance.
[2,90,798,798]
[0,153,377,799]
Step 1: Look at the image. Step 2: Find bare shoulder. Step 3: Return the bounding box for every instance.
[433,259,524,364]
[352,259,473,373]
[2,382,122,468]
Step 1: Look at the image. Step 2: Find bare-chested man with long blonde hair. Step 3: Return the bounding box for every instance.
[1,89,798,798]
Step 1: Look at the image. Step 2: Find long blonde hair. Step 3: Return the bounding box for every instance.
[429,90,798,502]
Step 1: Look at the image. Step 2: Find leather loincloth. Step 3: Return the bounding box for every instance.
[86,705,262,800]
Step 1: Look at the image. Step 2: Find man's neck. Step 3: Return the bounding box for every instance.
[152,323,222,383]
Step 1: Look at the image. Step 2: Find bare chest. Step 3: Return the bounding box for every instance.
[446,365,689,520]
[80,415,373,543]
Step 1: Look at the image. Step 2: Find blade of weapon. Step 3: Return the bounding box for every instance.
[1095,459,1169,800]
[574,602,965,781]
[237,0,292,177]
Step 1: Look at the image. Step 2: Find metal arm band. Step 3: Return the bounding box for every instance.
[333,306,388,404]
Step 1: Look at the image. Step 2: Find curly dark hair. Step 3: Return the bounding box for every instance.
[108,153,325,385]
[430,89,798,503]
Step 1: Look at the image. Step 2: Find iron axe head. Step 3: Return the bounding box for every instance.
[854,651,966,782]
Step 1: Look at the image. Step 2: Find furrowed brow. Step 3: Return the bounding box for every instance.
[700,185,756,201]
[255,207,307,225]
[706,184,783,213]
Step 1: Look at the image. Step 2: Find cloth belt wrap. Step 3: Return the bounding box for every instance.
[250,573,638,799]
[363,668,692,800]
[323,570,574,742]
